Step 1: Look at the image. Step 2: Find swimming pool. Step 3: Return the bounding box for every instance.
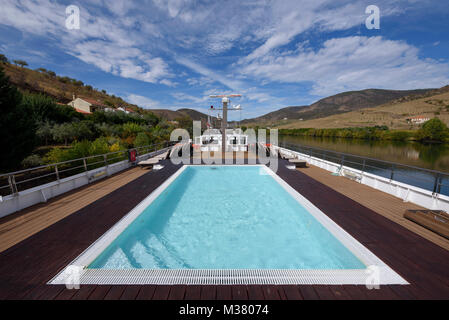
[51,165,407,285]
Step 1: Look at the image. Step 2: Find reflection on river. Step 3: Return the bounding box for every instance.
[279,135,449,172]
[279,135,449,196]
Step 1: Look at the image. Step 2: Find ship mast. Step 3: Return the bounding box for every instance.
[209,94,242,154]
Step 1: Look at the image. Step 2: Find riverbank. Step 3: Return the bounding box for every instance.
[279,124,449,144]
[278,135,449,172]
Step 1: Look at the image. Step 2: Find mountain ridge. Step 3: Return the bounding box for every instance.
[3,60,446,128]
[241,88,438,125]
[1,62,214,122]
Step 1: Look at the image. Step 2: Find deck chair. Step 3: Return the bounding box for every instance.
[137,158,160,168]
[155,151,169,160]
[289,159,307,168]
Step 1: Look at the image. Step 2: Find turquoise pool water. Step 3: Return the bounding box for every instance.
[89,166,365,270]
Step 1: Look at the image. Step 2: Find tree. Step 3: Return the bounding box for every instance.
[176,116,193,135]
[134,132,150,147]
[22,93,83,123]
[13,59,28,67]
[0,54,9,64]
[122,122,143,139]
[143,112,160,127]
[416,118,449,143]
[0,66,36,171]
[36,121,53,145]
[52,123,75,146]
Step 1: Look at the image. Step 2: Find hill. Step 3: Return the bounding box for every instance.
[2,62,146,113]
[243,88,436,126]
[150,108,213,122]
[1,61,212,122]
[278,86,449,130]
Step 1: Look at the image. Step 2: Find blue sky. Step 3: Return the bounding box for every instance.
[1,0,449,120]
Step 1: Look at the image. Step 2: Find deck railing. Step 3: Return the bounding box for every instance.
[0,141,174,197]
[280,142,449,197]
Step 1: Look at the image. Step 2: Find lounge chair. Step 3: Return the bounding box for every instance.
[404,210,449,239]
[155,151,169,160]
[342,169,362,182]
[289,159,307,168]
[137,158,160,168]
[280,151,295,160]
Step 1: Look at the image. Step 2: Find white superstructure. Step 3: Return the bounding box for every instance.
[194,129,248,152]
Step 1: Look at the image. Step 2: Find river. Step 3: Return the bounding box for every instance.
[278,135,449,196]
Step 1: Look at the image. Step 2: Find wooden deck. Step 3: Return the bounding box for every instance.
[297,165,449,250]
[0,158,449,300]
[0,166,150,253]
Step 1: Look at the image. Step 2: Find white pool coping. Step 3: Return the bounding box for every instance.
[49,165,408,286]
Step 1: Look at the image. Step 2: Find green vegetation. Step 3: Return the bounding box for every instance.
[279,126,414,142]
[13,59,28,68]
[416,118,449,143]
[43,137,125,164]
[0,67,36,171]
[1,54,141,112]
[0,63,184,172]
[280,119,449,144]
[23,93,83,123]
[0,54,8,64]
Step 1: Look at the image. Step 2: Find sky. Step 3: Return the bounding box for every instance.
[0,0,449,120]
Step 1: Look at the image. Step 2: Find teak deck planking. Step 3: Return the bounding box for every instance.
[0,158,448,300]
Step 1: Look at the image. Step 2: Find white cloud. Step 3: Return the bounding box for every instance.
[171,92,208,104]
[126,94,162,109]
[176,57,244,91]
[0,0,173,85]
[1,0,448,119]
[241,36,449,96]
[70,41,171,84]
[187,77,214,87]
[103,0,135,17]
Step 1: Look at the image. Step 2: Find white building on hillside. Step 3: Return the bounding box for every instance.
[407,116,430,125]
[67,97,109,114]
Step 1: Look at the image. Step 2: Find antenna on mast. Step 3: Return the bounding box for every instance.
[209,94,242,153]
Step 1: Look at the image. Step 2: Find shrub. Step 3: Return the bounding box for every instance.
[134,132,150,147]
[390,131,410,141]
[0,54,9,64]
[22,93,83,123]
[0,66,36,171]
[89,137,110,155]
[122,122,143,139]
[416,118,449,142]
[44,138,122,164]
[13,59,28,67]
[21,154,42,168]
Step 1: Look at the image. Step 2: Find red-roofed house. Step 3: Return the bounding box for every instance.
[407,116,431,125]
[67,97,108,114]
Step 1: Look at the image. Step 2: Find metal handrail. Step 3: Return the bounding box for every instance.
[282,142,448,176]
[0,142,170,178]
[0,141,174,197]
[280,142,449,196]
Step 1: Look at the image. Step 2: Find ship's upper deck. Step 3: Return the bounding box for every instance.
[0,153,448,300]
